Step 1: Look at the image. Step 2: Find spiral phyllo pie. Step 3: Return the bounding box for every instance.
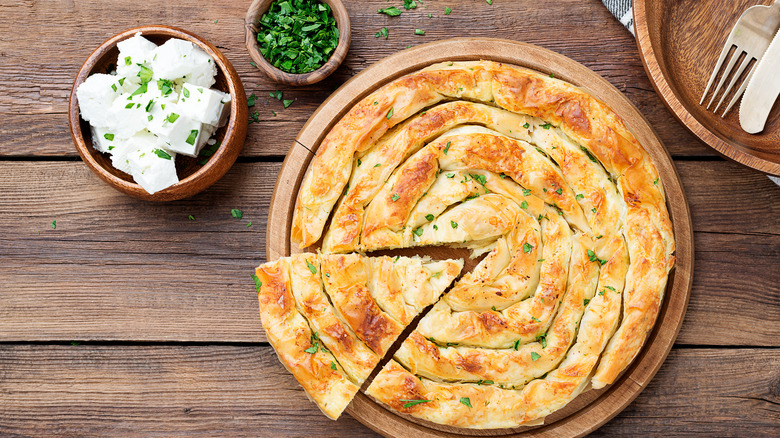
[257,60,675,427]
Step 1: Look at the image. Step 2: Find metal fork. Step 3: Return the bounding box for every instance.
[700,1,780,116]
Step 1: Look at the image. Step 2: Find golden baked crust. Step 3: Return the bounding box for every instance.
[281,60,675,427]
[255,254,462,419]
[255,259,359,420]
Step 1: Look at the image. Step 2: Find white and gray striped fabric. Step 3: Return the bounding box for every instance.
[601,0,634,35]
[600,0,780,186]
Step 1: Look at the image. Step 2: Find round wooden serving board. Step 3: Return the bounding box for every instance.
[266,38,694,437]
[634,0,780,176]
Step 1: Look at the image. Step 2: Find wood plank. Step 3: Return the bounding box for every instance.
[0,345,777,436]
[0,0,712,157]
[0,160,777,344]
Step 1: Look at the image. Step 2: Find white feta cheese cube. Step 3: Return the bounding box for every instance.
[177,83,231,127]
[116,33,157,78]
[90,126,122,153]
[108,93,150,139]
[76,73,124,127]
[146,105,206,157]
[108,138,134,175]
[127,139,179,194]
[151,39,217,87]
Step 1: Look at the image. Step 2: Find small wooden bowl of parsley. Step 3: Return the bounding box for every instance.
[245,0,350,86]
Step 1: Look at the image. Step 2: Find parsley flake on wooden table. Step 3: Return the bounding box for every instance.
[256,0,339,74]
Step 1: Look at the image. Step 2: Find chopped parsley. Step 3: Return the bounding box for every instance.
[124,56,131,65]
[231,209,243,219]
[247,93,257,107]
[330,361,337,370]
[303,343,318,354]
[470,173,487,187]
[165,113,180,124]
[587,249,607,265]
[373,163,381,168]
[446,173,455,178]
[555,188,563,195]
[375,27,389,39]
[443,141,451,155]
[414,29,425,36]
[185,129,199,145]
[520,200,528,209]
[459,397,472,408]
[188,215,195,221]
[182,87,190,98]
[257,0,340,74]
[283,99,293,108]
[251,274,262,292]
[654,177,659,185]
[513,339,521,350]
[145,100,154,112]
[378,6,402,16]
[271,90,283,100]
[450,220,458,229]
[580,146,598,163]
[153,149,172,160]
[305,259,318,274]
[531,352,541,361]
[598,289,606,296]
[391,193,400,201]
[536,334,547,348]
[400,399,431,408]
[412,227,424,237]
[522,188,532,196]
[425,214,435,221]
[130,83,147,97]
[386,107,393,119]
[51,220,56,229]
[523,122,530,129]
[104,133,114,141]
[476,379,493,385]
[523,243,533,253]
[403,0,417,9]
[584,298,590,306]
[576,193,584,200]
[540,123,551,129]
[444,6,452,15]
[246,221,253,228]
[531,316,541,323]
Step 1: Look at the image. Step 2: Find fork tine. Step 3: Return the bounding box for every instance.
[722,67,756,117]
[700,43,733,105]
[713,53,752,114]
[707,49,740,109]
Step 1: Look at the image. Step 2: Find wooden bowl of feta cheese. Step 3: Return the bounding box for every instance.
[69,25,248,201]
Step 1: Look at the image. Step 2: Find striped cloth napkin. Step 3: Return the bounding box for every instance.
[601,0,634,35]
[601,0,780,186]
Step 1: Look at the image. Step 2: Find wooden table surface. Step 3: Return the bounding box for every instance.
[1,0,778,436]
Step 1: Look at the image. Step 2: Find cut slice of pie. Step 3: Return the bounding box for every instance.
[255,253,463,419]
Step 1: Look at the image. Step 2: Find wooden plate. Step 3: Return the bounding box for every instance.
[634,0,780,176]
[266,38,694,437]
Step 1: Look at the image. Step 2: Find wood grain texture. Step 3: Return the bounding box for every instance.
[0,160,777,345]
[634,0,780,175]
[0,345,777,437]
[0,0,713,157]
